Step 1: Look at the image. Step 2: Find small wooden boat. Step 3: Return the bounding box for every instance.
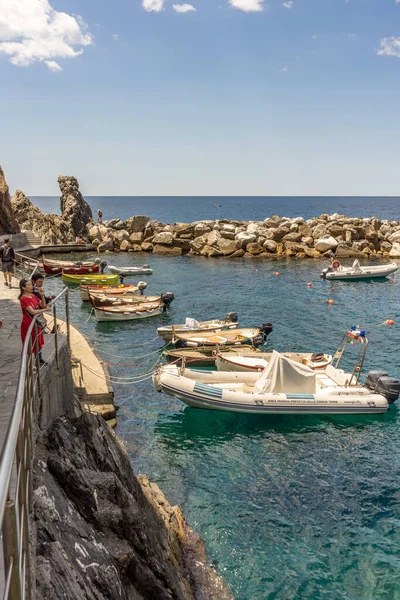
[164,345,258,368]
[216,351,332,372]
[94,302,164,322]
[321,259,398,281]
[62,265,99,275]
[173,324,272,348]
[43,255,101,275]
[108,264,153,276]
[89,293,161,308]
[80,283,140,302]
[157,312,239,343]
[153,331,400,415]
[62,273,119,285]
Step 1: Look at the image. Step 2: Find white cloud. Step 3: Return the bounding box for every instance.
[377,37,400,58]
[142,0,165,11]
[281,67,288,71]
[0,0,93,69]
[45,60,62,71]
[229,0,264,12]
[112,34,119,40]
[173,3,196,12]
[282,1,294,8]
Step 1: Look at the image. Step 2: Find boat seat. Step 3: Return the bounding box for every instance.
[325,364,350,387]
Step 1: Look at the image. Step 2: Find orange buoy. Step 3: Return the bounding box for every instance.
[273,271,280,276]
[307,283,312,287]
[328,299,334,305]
[386,319,395,326]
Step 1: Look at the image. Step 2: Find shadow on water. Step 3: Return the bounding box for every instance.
[154,405,398,450]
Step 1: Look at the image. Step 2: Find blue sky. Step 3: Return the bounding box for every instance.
[1,0,400,196]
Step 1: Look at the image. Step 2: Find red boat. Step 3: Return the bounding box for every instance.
[42,255,101,275]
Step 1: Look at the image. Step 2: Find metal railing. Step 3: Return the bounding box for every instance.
[0,280,71,599]
[13,254,40,281]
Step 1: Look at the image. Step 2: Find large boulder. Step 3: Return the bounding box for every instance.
[388,231,400,244]
[129,231,143,245]
[246,242,263,255]
[105,218,126,230]
[236,232,257,248]
[97,239,114,252]
[389,242,400,257]
[189,236,207,253]
[0,166,19,234]
[112,230,130,248]
[194,223,212,238]
[120,240,132,252]
[153,245,182,254]
[153,231,174,246]
[126,216,150,233]
[263,240,277,253]
[314,235,338,252]
[58,175,92,239]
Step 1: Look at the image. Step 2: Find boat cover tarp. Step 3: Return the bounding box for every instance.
[254,350,316,394]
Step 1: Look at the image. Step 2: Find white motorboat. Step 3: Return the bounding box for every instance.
[173,323,273,347]
[153,330,400,415]
[157,312,239,343]
[216,351,332,372]
[321,259,398,281]
[108,264,153,276]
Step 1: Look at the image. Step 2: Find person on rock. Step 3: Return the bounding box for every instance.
[19,278,50,363]
[1,238,15,288]
[97,209,103,224]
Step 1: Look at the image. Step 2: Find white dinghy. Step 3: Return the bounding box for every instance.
[157,312,239,343]
[321,259,398,281]
[108,265,153,276]
[153,330,400,415]
[216,351,332,372]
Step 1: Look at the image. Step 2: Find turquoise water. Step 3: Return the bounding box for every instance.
[46,250,400,600]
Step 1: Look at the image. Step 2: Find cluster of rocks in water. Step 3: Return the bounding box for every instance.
[89,214,400,259]
[11,176,93,244]
[0,166,20,235]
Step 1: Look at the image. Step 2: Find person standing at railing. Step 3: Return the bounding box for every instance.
[1,238,15,288]
[19,279,50,364]
[31,272,56,304]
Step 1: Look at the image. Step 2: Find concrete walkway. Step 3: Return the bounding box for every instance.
[0,274,22,456]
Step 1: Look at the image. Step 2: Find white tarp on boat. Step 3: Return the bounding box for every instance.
[185,318,200,328]
[254,350,317,393]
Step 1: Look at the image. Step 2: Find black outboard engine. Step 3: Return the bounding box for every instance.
[225,312,238,323]
[100,260,107,273]
[252,322,273,347]
[137,281,148,296]
[321,266,332,279]
[161,292,175,312]
[365,370,400,404]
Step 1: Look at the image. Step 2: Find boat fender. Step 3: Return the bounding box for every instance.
[161,292,175,312]
[311,352,325,362]
[332,260,341,269]
[226,312,238,323]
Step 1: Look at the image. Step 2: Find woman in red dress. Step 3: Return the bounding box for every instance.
[19,278,49,355]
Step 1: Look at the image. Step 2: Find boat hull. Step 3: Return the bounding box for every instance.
[62,265,99,275]
[94,304,163,322]
[62,273,119,285]
[80,283,139,301]
[154,372,389,415]
[157,321,239,343]
[325,264,398,280]
[108,265,153,276]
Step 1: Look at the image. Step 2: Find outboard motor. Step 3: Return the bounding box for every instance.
[252,322,273,347]
[321,266,332,279]
[100,260,107,273]
[365,370,400,404]
[94,258,101,265]
[137,281,148,296]
[143,264,150,269]
[161,292,175,312]
[118,275,124,284]
[75,261,83,266]
[225,312,238,323]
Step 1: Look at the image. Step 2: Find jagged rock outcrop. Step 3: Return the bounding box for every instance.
[11,176,92,244]
[0,166,19,234]
[34,412,232,600]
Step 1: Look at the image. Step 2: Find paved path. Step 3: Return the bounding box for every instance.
[0,274,22,455]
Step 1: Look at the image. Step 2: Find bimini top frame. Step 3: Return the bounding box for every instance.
[332,329,368,386]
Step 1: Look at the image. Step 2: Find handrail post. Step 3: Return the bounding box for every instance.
[3,501,22,600]
[34,323,41,399]
[66,288,71,351]
[53,304,59,369]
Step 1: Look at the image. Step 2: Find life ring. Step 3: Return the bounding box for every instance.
[332,260,341,269]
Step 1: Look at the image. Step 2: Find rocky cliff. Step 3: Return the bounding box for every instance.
[34,410,232,600]
[0,166,19,234]
[11,175,92,244]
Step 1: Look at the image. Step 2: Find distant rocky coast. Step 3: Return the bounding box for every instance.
[87,214,400,259]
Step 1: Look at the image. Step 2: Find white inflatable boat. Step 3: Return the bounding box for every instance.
[108,265,153,276]
[153,331,400,415]
[321,259,398,281]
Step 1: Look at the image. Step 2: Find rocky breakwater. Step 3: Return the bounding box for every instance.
[0,165,19,234]
[89,213,400,259]
[11,175,92,244]
[35,409,232,599]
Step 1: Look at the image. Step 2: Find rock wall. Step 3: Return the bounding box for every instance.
[0,166,20,234]
[11,175,92,245]
[89,213,400,259]
[34,411,232,600]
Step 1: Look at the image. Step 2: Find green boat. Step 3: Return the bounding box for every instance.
[62,272,119,285]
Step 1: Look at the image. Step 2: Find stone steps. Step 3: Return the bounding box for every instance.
[22,230,41,246]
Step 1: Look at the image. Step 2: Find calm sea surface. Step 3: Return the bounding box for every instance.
[37,197,400,600]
